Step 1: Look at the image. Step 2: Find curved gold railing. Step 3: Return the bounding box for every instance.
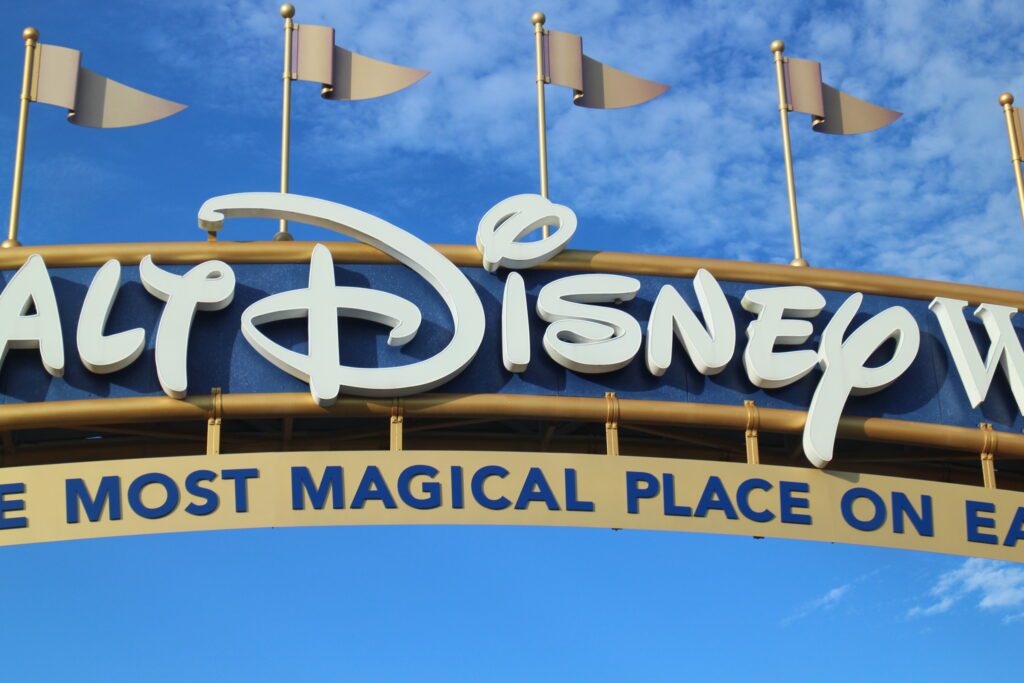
[0,392,1019,460]
[0,241,1019,307]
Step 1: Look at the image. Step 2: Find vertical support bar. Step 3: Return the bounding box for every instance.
[605,391,620,456]
[531,12,550,239]
[770,40,807,267]
[0,431,14,465]
[281,416,294,451]
[999,93,1024,228]
[744,400,760,465]
[540,424,556,451]
[5,28,39,249]
[276,4,296,241]
[980,422,997,489]
[390,398,403,452]
[206,388,222,456]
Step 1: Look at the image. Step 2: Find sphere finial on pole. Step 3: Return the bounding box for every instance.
[22,27,39,42]
[999,91,1024,228]
[770,39,785,53]
[531,12,546,26]
[280,3,295,19]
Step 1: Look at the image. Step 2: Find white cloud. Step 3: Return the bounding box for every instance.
[907,595,955,618]
[908,558,1024,619]
[781,583,852,626]
[135,0,1024,289]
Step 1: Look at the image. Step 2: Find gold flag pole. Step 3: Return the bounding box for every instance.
[999,92,1024,228]
[531,11,551,239]
[5,27,39,249]
[276,3,296,241]
[770,40,808,267]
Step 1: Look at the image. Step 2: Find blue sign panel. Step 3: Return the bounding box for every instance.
[0,262,1018,433]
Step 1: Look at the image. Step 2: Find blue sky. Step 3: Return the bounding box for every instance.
[2,0,1024,680]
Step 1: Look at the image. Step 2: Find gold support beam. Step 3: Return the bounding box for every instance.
[980,422,997,489]
[5,28,39,249]
[206,387,223,456]
[531,11,551,239]
[390,398,404,452]
[744,400,760,465]
[276,4,296,242]
[605,391,620,456]
[770,40,807,267]
[999,93,1024,228]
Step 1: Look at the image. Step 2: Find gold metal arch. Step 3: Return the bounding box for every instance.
[0,241,1019,307]
[0,241,1019,492]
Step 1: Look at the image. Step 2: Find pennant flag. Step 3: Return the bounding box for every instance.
[783,57,900,135]
[541,29,668,109]
[291,24,428,101]
[28,43,185,128]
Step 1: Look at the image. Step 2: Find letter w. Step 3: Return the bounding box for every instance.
[930,298,1024,413]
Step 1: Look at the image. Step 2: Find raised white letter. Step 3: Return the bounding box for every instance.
[199,192,485,404]
[241,244,425,405]
[804,293,919,468]
[646,268,734,376]
[741,286,825,389]
[929,297,1024,414]
[77,260,146,374]
[502,272,530,373]
[140,257,236,399]
[476,194,576,272]
[0,254,63,377]
[537,274,642,374]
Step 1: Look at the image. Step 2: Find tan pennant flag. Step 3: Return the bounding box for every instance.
[28,43,185,128]
[542,29,668,109]
[291,24,428,101]
[782,56,900,134]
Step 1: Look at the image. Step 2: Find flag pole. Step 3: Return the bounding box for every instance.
[999,92,1024,228]
[531,11,551,239]
[5,27,39,249]
[276,3,296,241]
[770,40,807,267]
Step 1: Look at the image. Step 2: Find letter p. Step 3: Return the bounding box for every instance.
[626,471,660,514]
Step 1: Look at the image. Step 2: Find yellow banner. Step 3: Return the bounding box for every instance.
[0,451,1021,561]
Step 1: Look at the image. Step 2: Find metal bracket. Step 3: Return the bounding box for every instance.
[980,422,997,489]
[206,387,223,456]
[744,400,760,465]
[390,398,404,452]
[605,392,620,456]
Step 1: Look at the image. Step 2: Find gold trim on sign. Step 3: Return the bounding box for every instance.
[0,242,1020,307]
[0,392,1021,460]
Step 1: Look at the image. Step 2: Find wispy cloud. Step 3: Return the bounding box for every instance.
[781,583,852,626]
[908,558,1024,622]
